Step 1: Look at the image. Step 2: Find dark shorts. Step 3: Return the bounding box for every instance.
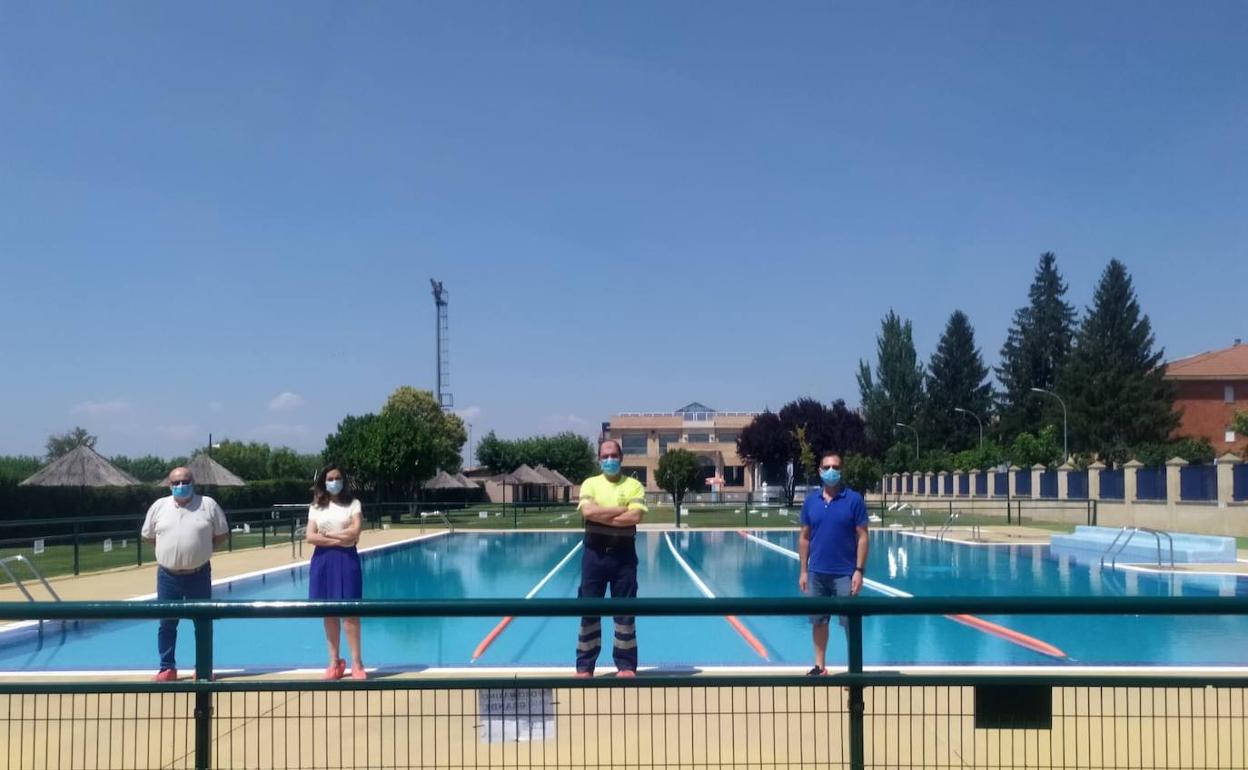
[807,572,852,626]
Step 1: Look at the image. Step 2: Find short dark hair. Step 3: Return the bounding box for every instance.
[599,439,623,457]
[819,451,842,466]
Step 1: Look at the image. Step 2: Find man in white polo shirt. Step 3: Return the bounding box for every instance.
[141,466,229,682]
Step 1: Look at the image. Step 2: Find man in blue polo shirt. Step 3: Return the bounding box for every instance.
[798,451,869,676]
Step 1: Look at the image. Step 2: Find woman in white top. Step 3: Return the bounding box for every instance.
[306,464,365,680]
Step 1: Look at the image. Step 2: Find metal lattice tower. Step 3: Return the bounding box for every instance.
[430,279,453,409]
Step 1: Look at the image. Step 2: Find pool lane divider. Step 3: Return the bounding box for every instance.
[662,533,771,661]
[471,541,584,662]
[735,530,1068,660]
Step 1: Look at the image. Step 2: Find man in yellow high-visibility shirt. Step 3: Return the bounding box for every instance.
[575,438,647,677]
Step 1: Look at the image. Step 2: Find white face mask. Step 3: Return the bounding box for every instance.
[326,479,344,495]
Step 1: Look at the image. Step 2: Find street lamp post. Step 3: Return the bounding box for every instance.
[954,407,984,451]
[467,422,474,468]
[1030,387,1068,462]
[895,422,919,462]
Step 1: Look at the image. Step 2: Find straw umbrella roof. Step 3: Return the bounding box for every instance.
[426,470,469,490]
[20,445,142,487]
[453,472,479,489]
[158,454,246,487]
[533,465,574,487]
[509,464,551,485]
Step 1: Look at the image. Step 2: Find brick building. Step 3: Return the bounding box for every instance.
[1163,339,1248,456]
[600,402,759,492]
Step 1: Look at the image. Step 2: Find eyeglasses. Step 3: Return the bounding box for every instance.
[820,465,841,471]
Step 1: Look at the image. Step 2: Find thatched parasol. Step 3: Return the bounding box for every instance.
[425,470,468,490]
[20,445,142,487]
[158,454,246,487]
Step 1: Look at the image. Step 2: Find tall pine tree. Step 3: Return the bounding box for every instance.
[995,253,1076,439]
[1058,259,1177,462]
[923,310,993,452]
[857,310,925,454]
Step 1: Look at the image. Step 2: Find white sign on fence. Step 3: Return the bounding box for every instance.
[33,539,44,555]
[478,688,556,744]
[103,539,113,553]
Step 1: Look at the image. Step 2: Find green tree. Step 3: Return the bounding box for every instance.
[381,387,467,473]
[1058,260,1177,461]
[475,431,595,482]
[841,453,882,494]
[996,253,1077,439]
[922,310,993,452]
[792,425,817,483]
[656,449,703,527]
[1233,411,1248,457]
[737,411,796,501]
[324,386,467,501]
[268,447,322,480]
[777,398,870,461]
[196,441,271,481]
[857,310,925,453]
[45,427,96,460]
[0,455,43,484]
[110,454,173,483]
[1007,426,1062,468]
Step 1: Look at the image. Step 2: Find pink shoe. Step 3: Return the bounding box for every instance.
[153,668,178,683]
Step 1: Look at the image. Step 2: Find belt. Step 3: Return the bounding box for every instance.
[161,564,207,576]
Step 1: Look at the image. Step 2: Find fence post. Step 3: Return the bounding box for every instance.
[1165,456,1187,510]
[227,521,234,553]
[847,611,865,770]
[193,615,214,770]
[72,520,81,576]
[1216,453,1238,508]
[136,527,143,567]
[1057,462,1072,501]
[1088,461,1104,502]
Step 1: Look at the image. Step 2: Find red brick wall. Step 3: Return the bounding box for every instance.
[1171,379,1248,454]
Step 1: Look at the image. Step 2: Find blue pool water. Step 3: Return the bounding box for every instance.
[2,529,1246,671]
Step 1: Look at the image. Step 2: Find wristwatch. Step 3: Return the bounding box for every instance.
[854,566,865,574]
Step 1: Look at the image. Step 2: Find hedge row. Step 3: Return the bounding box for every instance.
[0,480,315,537]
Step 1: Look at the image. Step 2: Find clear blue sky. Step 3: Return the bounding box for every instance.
[2,2,1246,459]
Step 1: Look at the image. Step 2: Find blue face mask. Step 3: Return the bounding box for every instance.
[819,468,842,487]
[326,479,344,495]
[600,458,622,475]
[171,483,194,499]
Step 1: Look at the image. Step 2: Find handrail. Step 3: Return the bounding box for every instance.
[936,509,958,541]
[2,595,1247,622]
[0,555,61,602]
[1100,526,1176,570]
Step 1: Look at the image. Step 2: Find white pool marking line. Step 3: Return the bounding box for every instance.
[471,541,583,662]
[736,530,1068,659]
[662,533,770,661]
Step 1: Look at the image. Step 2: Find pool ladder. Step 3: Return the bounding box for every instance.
[888,502,926,533]
[1099,526,1176,570]
[0,555,61,603]
[936,509,981,542]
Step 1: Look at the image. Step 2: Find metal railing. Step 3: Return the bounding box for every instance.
[0,555,60,602]
[1099,526,1177,570]
[4,595,1247,769]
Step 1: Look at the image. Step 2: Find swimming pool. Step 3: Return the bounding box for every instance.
[2,529,1246,672]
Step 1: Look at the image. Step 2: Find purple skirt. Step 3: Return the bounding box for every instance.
[308,545,363,600]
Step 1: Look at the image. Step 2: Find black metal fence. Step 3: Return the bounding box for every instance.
[4,595,1245,769]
